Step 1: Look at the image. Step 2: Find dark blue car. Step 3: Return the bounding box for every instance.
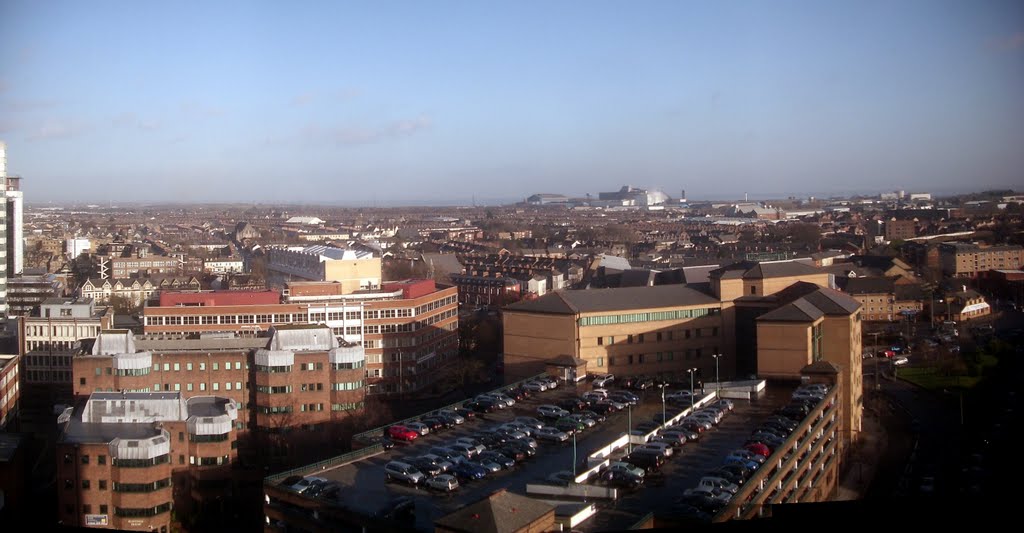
[452,461,488,480]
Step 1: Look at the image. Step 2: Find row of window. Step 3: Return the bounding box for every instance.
[23,354,73,367]
[604,347,719,367]
[115,502,172,517]
[332,380,364,391]
[113,478,171,493]
[595,327,719,346]
[578,307,720,327]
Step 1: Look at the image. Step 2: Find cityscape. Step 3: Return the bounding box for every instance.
[1,2,1022,532]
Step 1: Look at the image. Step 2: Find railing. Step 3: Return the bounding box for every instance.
[265,444,384,484]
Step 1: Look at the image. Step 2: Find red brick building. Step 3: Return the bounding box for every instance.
[141,280,458,396]
[56,392,238,532]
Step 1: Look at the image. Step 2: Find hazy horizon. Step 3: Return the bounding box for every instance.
[3,1,1023,204]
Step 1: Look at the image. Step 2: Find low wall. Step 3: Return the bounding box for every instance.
[713,379,767,400]
[526,483,618,500]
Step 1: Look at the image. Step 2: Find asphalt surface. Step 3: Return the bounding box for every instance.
[307,379,798,531]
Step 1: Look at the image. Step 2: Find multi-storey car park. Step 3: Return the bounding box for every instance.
[261,363,846,531]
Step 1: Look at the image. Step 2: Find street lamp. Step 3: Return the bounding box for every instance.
[660,385,667,430]
[711,354,723,396]
[687,367,698,411]
[626,402,633,453]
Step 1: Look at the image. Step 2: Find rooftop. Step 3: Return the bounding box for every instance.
[505,284,720,315]
[434,489,554,533]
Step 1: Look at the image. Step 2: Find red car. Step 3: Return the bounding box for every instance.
[745,442,771,457]
[387,425,419,442]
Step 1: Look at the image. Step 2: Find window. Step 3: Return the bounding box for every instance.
[638,353,645,364]
[751,286,757,295]
[83,504,91,514]
[82,480,91,490]
[638,334,644,344]
[597,357,604,367]
[597,337,603,346]
[213,363,219,370]
[656,332,662,341]
[628,354,634,364]
[80,377,86,386]
[173,363,180,371]
[627,335,634,344]
[81,455,89,465]
[100,505,108,514]
[685,329,691,339]
[99,479,107,490]
[200,383,206,391]
[187,363,193,371]
[98,455,105,465]
[199,362,206,371]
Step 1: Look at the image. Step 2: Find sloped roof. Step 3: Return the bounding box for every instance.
[505,285,720,315]
[547,354,587,367]
[709,259,820,281]
[434,489,554,533]
[759,299,825,322]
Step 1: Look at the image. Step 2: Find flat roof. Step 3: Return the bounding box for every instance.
[505,285,720,315]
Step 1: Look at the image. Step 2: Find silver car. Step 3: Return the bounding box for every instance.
[406,422,430,436]
[425,474,459,492]
[535,427,569,442]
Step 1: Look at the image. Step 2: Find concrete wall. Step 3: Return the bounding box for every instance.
[323,257,382,293]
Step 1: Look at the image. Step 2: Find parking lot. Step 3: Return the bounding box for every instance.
[305,379,795,530]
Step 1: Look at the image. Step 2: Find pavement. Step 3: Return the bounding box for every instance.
[835,407,886,501]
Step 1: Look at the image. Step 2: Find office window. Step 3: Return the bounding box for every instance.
[213,363,219,370]
[173,363,180,371]
[236,382,242,390]
[163,363,170,371]
[200,362,206,371]
[95,367,101,376]
[628,354,633,364]
[187,363,193,371]
[187,383,193,391]
[100,504,108,514]
[174,383,180,391]
[597,337,603,346]
[98,455,105,465]
[200,383,206,391]
[685,329,691,339]
[638,354,645,364]
[80,377,86,386]
[235,362,242,370]
[656,332,662,342]
[638,334,644,344]
[82,480,90,490]
[597,357,604,367]
[81,455,89,464]
[213,383,219,391]
[627,335,634,344]
[226,382,232,391]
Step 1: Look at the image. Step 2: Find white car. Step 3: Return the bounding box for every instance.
[454,438,486,455]
[592,374,615,388]
[637,442,673,457]
[698,476,739,494]
[405,422,430,436]
[537,405,570,419]
[524,381,548,392]
[425,474,459,492]
[589,388,610,399]
[893,356,910,366]
[535,427,569,442]
[289,476,328,493]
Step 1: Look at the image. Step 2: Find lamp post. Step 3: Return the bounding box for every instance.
[572,429,578,478]
[626,402,633,453]
[687,367,698,411]
[660,385,667,430]
[712,354,723,396]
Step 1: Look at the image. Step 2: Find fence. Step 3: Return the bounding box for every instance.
[265,444,384,484]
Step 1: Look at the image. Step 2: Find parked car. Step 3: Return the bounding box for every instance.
[893,356,910,366]
[451,461,488,480]
[428,447,459,462]
[597,398,626,411]
[501,439,536,458]
[387,425,419,442]
[581,391,606,404]
[723,455,761,471]
[678,420,707,434]
[652,434,686,448]
[437,410,466,425]
[676,493,727,515]
[731,449,766,464]
[558,398,588,412]
[707,467,746,486]
[479,451,515,469]
[589,403,616,416]
[288,476,328,494]
[673,503,712,523]
[636,442,674,458]
[546,470,576,486]
[523,381,547,393]
[447,443,479,460]
[716,462,753,480]
[667,423,700,439]
[555,417,586,432]
[568,413,597,428]
[577,410,607,424]
[698,476,739,494]
[473,457,502,473]
[604,461,646,478]
[406,456,444,477]
[420,454,454,472]
[453,407,476,419]
[535,426,569,442]
[625,451,665,471]
[603,469,644,488]
[592,373,615,388]
[454,438,486,455]
[537,405,570,419]
[609,391,640,405]
[712,399,734,411]
[424,474,459,492]
[384,461,425,485]
[682,417,713,431]
[744,442,772,457]
[514,416,545,430]
[683,486,732,504]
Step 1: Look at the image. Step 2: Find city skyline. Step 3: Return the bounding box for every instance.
[2,1,1023,204]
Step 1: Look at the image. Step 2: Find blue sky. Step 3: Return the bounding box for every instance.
[1,1,1022,205]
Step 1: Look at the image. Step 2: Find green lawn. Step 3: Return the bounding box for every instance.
[898,353,999,391]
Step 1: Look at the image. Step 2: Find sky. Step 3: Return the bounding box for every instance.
[1,1,1023,206]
